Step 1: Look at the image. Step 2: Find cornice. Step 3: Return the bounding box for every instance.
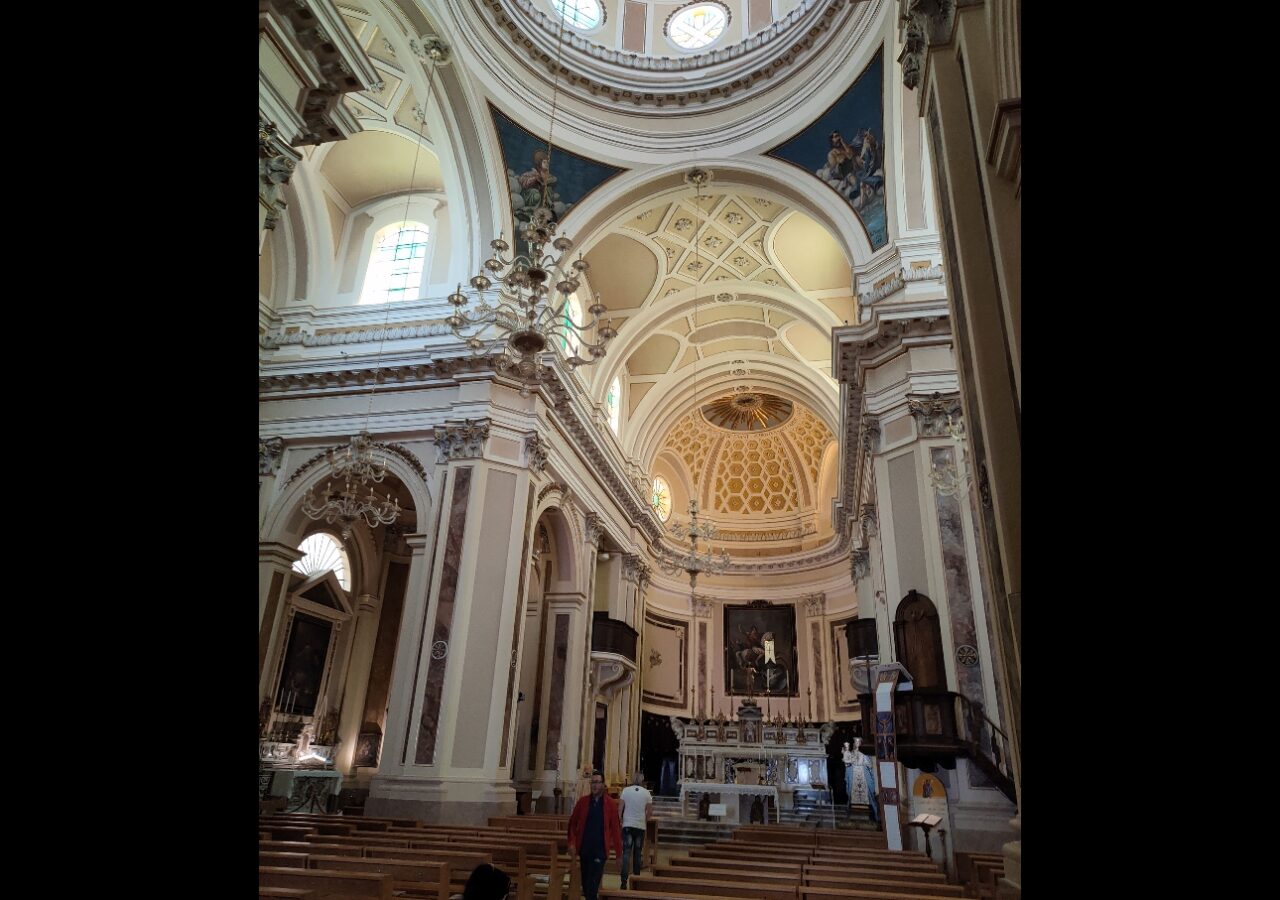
[475,0,858,111]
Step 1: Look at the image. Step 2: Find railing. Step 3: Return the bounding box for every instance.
[591,613,638,662]
[858,688,1016,803]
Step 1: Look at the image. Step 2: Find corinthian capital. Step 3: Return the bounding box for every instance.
[433,419,490,462]
[851,548,871,581]
[259,436,285,475]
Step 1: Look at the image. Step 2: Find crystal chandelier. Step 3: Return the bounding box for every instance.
[301,433,401,540]
[444,15,615,391]
[929,412,971,497]
[658,498,731,589]
[656,167,730,589]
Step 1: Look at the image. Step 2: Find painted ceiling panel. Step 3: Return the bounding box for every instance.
[786,322,831,361]
[772,213,851,291]
[321,131,442,207]
[701,337,772,355]
[585,233,658,313]
[628,381,655,415]
[627,334,681,375]
[689,321,776,343]
[818,296,858,325]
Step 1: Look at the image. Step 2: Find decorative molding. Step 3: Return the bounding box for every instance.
[897,0,957,91]
[433,419,490,462]
[716,523,817,543]
[622,553,644,584]
[259,0,378,145]
[259,117,300,232]
[382,522,412,552]
[907,392,963,436]
[856,264,944,307]
[692,596,714,618]
[803,592,826,616]
[477,0,859,110]
[260,320,452,349]
[860,415,881,456]
[584,511,605,547]
[259,436,285,475]
[280,438,425,489]
[956,644,979,667]
[987,98,1022,193]
[524,432,549,474]
[851,548,870,581]
[410,36,452,65]
[859,503,878,540]
[649,647,663,668]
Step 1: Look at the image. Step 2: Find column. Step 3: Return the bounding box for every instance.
[259,540,303,693]
[368,419,535,823]
[335,592,381,777]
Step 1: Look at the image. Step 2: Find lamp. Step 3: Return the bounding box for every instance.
[656,167,730,590]
[445,15,616,391]
[301,36,455,539]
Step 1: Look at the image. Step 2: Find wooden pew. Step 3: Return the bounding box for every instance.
[259,865,392,900]
[600,892,728,900]
[804,864,947,883]
[799,888,960,900]
[259,888,313,898]
[628,875,796,899]
[804,874,963,896]
[305,856,452,900]
[667,857,803,877]
[261,851,311,869]
[262,840,362,858]
[652,864,799,886]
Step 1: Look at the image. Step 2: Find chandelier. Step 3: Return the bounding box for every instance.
[298,37,457,543]
[658,498,731,589]
[444,15,615,391]
[657,167,730,589]
[301,433,401,540]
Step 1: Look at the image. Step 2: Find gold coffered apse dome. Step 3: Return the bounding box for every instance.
[701,391,793,431]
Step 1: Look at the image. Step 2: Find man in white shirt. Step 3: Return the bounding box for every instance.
[617,772,653,890]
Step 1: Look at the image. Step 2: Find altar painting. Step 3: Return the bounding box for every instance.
[724,602,798,696]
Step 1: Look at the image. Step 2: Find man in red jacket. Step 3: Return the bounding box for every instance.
[567,771,621,900]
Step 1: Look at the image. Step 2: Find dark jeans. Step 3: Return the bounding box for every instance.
[620,826,646,887]
[579,853,606,900]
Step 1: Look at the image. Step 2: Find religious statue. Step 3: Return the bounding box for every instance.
[749,795,765,823]
[698,792,712,820]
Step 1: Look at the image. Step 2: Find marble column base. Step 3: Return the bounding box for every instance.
[366,775,518,825]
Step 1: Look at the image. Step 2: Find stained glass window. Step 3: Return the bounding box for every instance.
[651,477,672,522]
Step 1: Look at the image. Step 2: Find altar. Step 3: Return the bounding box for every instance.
[261,768,343,813]
[680,782,780,824]
[669,699,835,814]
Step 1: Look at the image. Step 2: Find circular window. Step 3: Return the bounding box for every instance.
[651,477,673,522]
[552,0,604,31]
[293,532,351,590]
[666,3,729,51]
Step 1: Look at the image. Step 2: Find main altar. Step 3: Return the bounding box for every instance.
[671,698,834,822]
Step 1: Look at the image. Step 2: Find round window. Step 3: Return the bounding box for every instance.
[667,3,729,51]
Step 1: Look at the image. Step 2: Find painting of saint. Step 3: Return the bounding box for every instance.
[275,614,332,717]
[489,105,625,246]
[766,49,887,250]
[724,602,798,696]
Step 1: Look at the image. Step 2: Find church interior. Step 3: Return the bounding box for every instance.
[259,0,1020,896]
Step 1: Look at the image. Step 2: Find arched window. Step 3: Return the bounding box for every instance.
[562,292,584,358]
[606,376,621,433]
[651,476,672,522]
[359,221,429,304]
[553,0,603,30]
[667,3,728,51]
[292,532,351,590]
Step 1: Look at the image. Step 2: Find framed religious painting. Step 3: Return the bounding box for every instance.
[723,601,798,696]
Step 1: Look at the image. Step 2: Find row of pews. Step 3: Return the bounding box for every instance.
[955,853,1006,900]
[600,824,961,900]
[258,811,578,900]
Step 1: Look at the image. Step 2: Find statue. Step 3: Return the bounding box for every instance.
[749,795,765,823]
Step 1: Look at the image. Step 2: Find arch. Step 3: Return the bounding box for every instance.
[260,443,435,552]
[527,500,581,593]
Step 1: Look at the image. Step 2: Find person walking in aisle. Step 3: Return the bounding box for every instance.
[618,772,653,890]
[567,771,621,900]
